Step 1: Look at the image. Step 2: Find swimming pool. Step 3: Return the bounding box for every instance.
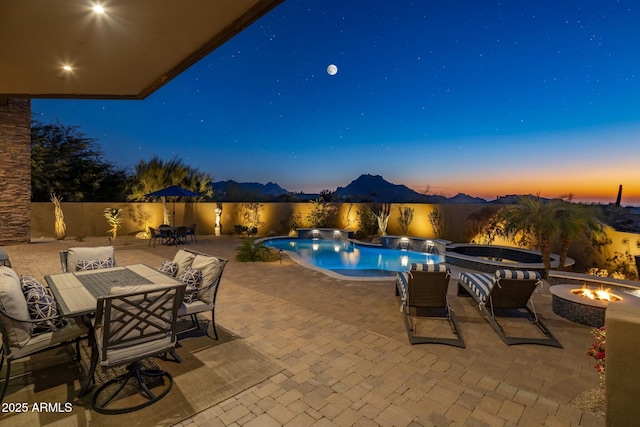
[262,237,444,279]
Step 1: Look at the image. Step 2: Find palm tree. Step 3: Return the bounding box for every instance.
[497,196,559,276]
[554,201,605,270]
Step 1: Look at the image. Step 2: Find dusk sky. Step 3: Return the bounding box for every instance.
[33,0,640,205]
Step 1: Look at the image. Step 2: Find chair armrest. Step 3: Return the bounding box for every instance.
[0,307,66,323]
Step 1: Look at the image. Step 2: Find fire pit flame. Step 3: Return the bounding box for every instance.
[572,284,622,302]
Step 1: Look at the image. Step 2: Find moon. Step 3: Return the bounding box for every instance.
[327,64,338,75]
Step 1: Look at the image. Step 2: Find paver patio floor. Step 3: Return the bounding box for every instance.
[2,235,604,426]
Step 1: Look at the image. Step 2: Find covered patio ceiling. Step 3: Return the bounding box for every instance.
[0,0,283,99]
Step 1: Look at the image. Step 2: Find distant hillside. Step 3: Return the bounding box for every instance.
[335,174,449,203]
[212,180,289,201]
[212,174,489,203]
[448,193,487,203]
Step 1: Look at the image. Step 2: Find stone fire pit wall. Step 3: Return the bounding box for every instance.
[548,271,640,298]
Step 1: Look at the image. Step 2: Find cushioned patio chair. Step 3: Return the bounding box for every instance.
[457,269,561,347]
[0,267,87,403]
[84,282,185,414]
[60,246,116,273]
[158,249,228,340]
[396,263,464,347]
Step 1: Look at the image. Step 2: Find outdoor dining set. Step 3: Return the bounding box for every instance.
[149,224,197,247]
[0,245,227,414]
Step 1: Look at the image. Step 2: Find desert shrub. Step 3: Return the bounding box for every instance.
[237,202,263,233]
[397,205,414,235]
[235,239,279,262]
[357,205,378,236]
[306,199,336,228]
[465,206,502,244]
[605,251,639,280]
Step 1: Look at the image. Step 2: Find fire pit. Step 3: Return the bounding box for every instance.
[550,284,640,327]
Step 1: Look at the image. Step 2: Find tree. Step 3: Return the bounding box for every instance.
[497,196,559,275]
[31,120,128,201]
[127,156,213,223]
[127,156,212,201]
[554,200,605,270]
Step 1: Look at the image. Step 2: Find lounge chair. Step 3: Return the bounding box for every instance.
[457,269,562,347]
[396,263,464,347]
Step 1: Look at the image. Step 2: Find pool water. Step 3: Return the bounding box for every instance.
[263,238,444,278]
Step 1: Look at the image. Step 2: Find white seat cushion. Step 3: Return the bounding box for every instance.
[172,249,196,278]
[0,267,33,348]
[191,255,223,304]
[9,318,87,359]
[178,298,211,316]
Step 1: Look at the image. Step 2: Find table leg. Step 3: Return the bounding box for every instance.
[77,314,97,397]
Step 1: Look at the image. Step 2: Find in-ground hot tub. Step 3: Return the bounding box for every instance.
[445,243,571,276]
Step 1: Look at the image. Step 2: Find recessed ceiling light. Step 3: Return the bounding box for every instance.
[62,65,73,71]
[93,5,105,14]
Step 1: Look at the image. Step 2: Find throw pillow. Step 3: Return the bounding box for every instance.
[159,260,178,277]
[24,289,64,333]
[77,257,114,271]
[183,285,199,304]
[67,246,114,272]
[179,267,202,288]
[20,275,47,296]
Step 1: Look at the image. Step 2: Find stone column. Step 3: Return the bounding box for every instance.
[0,98,31,244]
[605,303,640,426]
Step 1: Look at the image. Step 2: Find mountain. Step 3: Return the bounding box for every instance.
[212,180,289,201]
[448,193,487,203]
[212,174,491,203]
[335,174,449,203]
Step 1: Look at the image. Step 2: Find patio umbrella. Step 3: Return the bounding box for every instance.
[145,185,200,227]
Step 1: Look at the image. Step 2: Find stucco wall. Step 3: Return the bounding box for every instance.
[30,202,464,240]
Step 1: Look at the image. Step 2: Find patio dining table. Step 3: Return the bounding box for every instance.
[45,264,180,317]
[45,264,182,395]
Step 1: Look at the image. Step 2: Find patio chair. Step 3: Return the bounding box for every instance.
[457,269,562,347]
[185,223,197,243]
[396,263,464,347]
[148,227,167,247]
[163,249,228,340]
[175,226,188,245]
[84,282,186,414]
[0,267,87,403]
[60,246,116,273]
